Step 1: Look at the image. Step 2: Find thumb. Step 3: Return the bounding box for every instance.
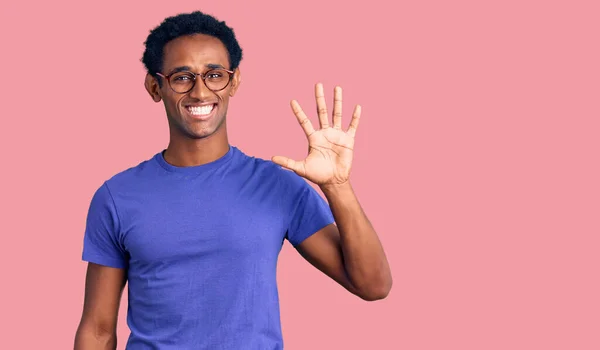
[272,156,304,175]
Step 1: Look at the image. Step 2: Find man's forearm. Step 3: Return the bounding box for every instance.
[74,324,117,350]
[320,181,392,300]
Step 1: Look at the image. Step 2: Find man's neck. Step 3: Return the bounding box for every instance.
[163,132,230,168]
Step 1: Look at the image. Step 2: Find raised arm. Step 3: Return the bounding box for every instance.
[273,83,392,301]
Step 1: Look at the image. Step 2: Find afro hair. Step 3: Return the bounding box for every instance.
[142,11,243,77]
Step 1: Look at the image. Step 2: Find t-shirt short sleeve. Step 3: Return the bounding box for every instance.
[282,170,335,247]
[82,182,128,269]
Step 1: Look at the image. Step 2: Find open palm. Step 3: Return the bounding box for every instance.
[272,83,361,186]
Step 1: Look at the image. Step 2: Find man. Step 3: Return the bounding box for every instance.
[74,11,392,350]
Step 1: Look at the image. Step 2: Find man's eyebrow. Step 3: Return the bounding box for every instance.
[167,66,193,74]
[166,64,227,74]
[206,63,226,70]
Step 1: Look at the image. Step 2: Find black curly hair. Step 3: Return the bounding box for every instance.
[142,11,243,80]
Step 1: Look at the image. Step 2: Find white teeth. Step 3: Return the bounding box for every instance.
[187,105,214,116]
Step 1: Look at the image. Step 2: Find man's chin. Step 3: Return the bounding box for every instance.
[169,115,226,140]
[185,123,224,140]
[185,128,217,140]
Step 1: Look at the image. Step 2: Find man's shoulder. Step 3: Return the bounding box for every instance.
[101,152,160,190]
[236,148,302,182]
[235,149,310,194]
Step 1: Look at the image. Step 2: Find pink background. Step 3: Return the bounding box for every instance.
[1,0,599,349]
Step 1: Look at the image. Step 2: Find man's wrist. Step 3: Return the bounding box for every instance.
[320,181,353,198]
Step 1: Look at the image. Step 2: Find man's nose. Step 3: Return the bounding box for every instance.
[189,78,214,100]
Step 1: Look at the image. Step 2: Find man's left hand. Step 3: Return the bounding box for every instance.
[272,83,362,187]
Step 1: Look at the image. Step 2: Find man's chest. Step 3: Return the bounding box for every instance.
[117,185,289,264]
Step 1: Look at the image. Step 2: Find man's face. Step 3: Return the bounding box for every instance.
[146,34,241,140]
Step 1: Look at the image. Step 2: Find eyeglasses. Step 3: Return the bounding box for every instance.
[156,68,234,94]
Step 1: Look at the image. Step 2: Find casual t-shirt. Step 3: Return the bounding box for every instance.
[82,145,334,349]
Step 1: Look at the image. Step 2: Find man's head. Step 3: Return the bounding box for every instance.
[142,11,243,140]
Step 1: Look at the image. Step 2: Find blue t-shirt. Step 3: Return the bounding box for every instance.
[82,146,334,349]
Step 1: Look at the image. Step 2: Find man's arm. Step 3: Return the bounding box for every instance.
[74,263,127,350]
[272,83,393,301]
[296,182,392,301]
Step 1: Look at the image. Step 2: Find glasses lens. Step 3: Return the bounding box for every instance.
[204,69,231,91]
[169,72,195,93]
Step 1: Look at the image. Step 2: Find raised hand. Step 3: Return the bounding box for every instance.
[272,83,361,186]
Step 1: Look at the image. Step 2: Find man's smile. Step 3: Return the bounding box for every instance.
[185,103,217,120]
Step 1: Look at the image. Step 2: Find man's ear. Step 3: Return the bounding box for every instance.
[144,73,162,102]
[229,68,242,97]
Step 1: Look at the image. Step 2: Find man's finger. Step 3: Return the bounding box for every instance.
[271,156,305,176]
[333,86,342,129]
[291,100,315,137]
[347,105,361,137]
[315,83,329,129]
